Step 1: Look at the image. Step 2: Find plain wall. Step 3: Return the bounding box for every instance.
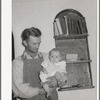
[12,0,97,100]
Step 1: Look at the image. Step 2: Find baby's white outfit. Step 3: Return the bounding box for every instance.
[40,60,67,82]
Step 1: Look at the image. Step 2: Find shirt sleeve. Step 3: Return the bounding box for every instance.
[12,57,40,98]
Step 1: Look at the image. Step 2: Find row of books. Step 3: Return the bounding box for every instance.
[53,16,88,36]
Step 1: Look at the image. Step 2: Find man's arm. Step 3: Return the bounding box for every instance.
[12,57,45,98]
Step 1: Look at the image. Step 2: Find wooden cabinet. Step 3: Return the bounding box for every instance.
[53,9,94,91]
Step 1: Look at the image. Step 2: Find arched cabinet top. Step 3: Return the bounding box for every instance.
[54,9,83,20]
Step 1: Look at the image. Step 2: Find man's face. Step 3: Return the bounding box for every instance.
[25,36,41,54]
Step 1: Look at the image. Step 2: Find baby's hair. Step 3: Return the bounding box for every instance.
[49,48,61,56]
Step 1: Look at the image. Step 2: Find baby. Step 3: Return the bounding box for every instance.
[39,48,67,97]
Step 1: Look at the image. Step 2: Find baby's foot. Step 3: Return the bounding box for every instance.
[58,80,67,87]
[46,92,51,98]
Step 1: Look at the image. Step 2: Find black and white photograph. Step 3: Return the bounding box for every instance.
[1,0,99,100]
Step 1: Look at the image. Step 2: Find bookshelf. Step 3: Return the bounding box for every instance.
[53,9,94,91]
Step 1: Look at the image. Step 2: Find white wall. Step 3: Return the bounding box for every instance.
[12,0,97,100]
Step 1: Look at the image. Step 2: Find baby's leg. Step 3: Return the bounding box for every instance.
[55,72,67,86]
[54,72,63,86]
[54,72,62,81]
[43,83,51,97]
[60,72,68,83]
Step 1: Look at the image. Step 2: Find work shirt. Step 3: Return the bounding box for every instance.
[12,51,58,100]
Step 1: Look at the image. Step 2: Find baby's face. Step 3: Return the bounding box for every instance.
[49,51,61,64]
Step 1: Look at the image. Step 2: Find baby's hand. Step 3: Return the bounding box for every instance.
[58,80,67,87]
[42,68,48,74]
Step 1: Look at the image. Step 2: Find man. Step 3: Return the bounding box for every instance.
[12,27,58,100]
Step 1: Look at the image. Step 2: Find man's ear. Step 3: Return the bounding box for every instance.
[59,56,62,61]
[22,40,27,47]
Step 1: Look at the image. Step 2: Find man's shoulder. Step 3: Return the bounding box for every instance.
[12,56,24,69]
[12,56,23,64]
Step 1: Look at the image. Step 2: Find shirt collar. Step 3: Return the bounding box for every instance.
[23,50,42,59]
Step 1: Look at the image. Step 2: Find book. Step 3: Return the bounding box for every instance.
[71,19,75,35]
[67,18,72,35]
[55,18,63,35]
[81,17,88,34]
[53,21,60,36]
[60,17,67,35]
[64,16,69,35]
[73,19,77,35]
[78,18,84,34]
[76,19,82,34]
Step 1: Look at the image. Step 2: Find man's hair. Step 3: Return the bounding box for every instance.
[21,27,42,41]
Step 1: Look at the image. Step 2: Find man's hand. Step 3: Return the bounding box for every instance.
[39,88,46,95]
[46,76,58,88]
[42,68,48,74]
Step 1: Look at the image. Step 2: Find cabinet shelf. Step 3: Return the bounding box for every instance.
[58,85,94,91]
[54,34,88,40]
[66,60,92,64]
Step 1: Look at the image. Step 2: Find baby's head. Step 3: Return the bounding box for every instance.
[49,48,62,64]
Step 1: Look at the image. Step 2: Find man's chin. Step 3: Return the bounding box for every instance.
[32,50,38,54]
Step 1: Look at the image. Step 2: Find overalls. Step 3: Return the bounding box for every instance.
[22,54,58,100]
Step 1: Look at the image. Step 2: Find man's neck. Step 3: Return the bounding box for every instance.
[25,49,38,59]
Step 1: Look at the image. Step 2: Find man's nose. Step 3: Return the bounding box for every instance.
[35,44,40,48]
